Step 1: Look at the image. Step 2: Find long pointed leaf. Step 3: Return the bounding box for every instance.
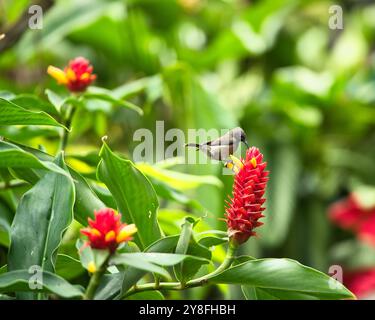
[209,258,355,300]
[8,154,75,275]
[0,270,83,299]
[97,141,162,249]
[0,98,66,129]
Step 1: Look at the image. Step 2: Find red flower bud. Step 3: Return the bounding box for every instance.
[81,208,137,252]
[225,147,269,245]
[47,57,96,92]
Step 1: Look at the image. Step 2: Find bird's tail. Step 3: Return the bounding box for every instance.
[185,143,200,150]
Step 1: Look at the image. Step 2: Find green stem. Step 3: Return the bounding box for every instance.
[122,242,238,299]
[187,242,237,286]
[60,104,76,152]
[84,256,110,300]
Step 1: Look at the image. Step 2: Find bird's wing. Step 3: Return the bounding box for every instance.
[207,131,234,146]
[208,144,235,160]
[207,139,233,146]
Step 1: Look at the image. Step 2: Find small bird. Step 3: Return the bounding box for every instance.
[185,127,249,161]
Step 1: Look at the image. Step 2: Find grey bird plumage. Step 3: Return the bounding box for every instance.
[185,127,249,160]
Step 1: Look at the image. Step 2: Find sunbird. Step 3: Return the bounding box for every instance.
[185,127,249,161]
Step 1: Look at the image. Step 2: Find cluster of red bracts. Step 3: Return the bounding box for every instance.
[225,147,269,246]
[47,57,96,92]
[81,208,137,252]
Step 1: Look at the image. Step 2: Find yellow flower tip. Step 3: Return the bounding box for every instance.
[80,72,90,80]
[105,230,116,242]
[229,155,244,169]
[65,68,77,82]
[47,65,68,84]
[250,157,257,168]
[87,261,97,273]
[91,228,101,237]
[116,224,137,243]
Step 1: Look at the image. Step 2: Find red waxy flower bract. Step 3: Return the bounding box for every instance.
[329,194,375,247]
[81,208,137,252]
[344,268,375,299]
[47,57,96,92]
[225,147,269,245]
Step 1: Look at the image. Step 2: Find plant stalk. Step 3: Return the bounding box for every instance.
[121,242,238,299]
[84,255,110,300]
[60,104,76,152]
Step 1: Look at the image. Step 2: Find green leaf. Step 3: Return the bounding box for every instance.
[70,170,106,225]
[0,141,71,178]
[157,209,209,236]
[94,273,123,300]
[198,234,228,248]
[45,90,83,112]
[136,163,223,190]
[0,98,66,129]
[95,235,180,300]
[111,253,208,279]
[0,270,83,299]
[45,89,66,113]
[0,200,13,248]
[97,141,162,249]
[76,239,110,271]
[0,91,15,100]
[11,94,59,117]
[113,75,162,102]
[242,286,320,300]
[0,126,59,141]
[84,87,143,115]
[55,254,85,281]
[0,265,7,275]
[175,218,212,283]
[89,182,117,209]
[174,218,192,282]
[209,258,355,300]
[126,290,164,300]
[5,142,105,225]
[150,179,205,211]
[8,154,75,275]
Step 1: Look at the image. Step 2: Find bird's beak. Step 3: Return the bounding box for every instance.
[243,140,249,148]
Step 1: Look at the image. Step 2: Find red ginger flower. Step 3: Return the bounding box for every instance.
[225,147,269,245]
[81,208,137,252]
[47,57,96,92]
[329,194,375,247]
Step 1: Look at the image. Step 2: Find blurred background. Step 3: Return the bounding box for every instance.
[1,0,375,299]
